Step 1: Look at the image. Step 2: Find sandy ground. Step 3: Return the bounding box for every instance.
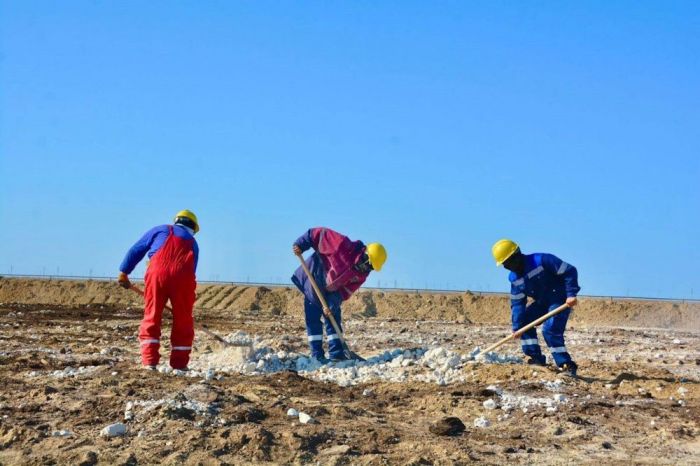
[0,279,698,465]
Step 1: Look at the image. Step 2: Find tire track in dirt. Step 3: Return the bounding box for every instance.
[203,285,244,310]
[215,286,252,311]
[195,285,229,308]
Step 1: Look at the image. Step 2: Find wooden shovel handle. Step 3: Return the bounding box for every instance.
[295,253,348,347]
[480,303,570,355]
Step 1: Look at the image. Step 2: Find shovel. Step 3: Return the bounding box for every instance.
[295,252,365,361]
[127,284,251,349]
[475,303,570,359]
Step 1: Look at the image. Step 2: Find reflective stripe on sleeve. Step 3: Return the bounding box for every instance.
[557,262,569,275]
[549,346,568,353]
[527,266,544,278]
[511,293,525,300]
[512,278,524,286]
[307,335,323,342]
[172,346,192,351]
[521,339,539,346]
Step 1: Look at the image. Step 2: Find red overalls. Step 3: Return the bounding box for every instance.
[139,226,196,369]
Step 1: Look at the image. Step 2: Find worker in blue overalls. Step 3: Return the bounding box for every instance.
[492,239,580,377]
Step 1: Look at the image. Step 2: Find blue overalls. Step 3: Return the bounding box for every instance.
[509,253,580,366]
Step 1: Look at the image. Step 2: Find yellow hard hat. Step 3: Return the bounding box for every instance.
[492,239,519,266]
[174,209,199,234]
[366,243,387,271]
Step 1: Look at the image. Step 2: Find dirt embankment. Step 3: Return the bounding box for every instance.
[0,277,698,330]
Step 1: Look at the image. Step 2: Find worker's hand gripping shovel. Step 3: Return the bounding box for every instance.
[295,252,365,362]
[474,303,570,360]
[127,284,250,350]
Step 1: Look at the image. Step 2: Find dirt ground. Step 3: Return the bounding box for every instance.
[0,278,698,465]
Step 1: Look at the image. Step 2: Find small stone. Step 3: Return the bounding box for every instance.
[473,416,490,428]
[553,427,564,435]
[429,417,466,436]
[44,386,58,395]
[483,399,498,409]
[51,429,72,437]
[602,441,613,450]
[554,394,566,403]
[100,423,127,437]
[298,412,315,424]
[318,444,352,457]
[286,408,299,417]
[362,389,374,397]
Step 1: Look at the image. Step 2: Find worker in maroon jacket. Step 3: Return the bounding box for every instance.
[292,227,387,362]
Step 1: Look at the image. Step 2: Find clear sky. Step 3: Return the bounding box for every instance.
[1,1,698,299]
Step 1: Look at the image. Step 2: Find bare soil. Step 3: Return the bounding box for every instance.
[0,278,698,465]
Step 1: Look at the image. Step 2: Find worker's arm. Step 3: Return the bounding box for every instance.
[509,276,528,332]
[293,228,315,254]
[293,227,345,256]
[542,253,580,306]
[119,226,162,274]
[190,239,198,273]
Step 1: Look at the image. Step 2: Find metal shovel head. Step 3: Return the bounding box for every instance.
[344,346,366,362]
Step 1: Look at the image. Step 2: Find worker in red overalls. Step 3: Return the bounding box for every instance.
[117,210,199,371]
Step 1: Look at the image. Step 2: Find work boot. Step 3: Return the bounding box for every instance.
[526,355,547,366]
[329,353,349,363]
[559,361,578,378]
[311,354,329,365]
[143,365,157,371]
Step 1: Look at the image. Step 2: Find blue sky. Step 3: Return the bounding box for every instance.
[1,1,698,298]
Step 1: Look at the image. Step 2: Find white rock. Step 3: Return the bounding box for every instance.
[553,394,567,403]
[483,399,498,410]
[100,422,127,437]
[52,430,72,437]
[298,412,315,424]
[473,416,491,428]
[672,339,682,344]
[111,371,118,376]
[546,406,557,413]
[287,408,299,417]
[678,387,688,395]
[362,389,374,397]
